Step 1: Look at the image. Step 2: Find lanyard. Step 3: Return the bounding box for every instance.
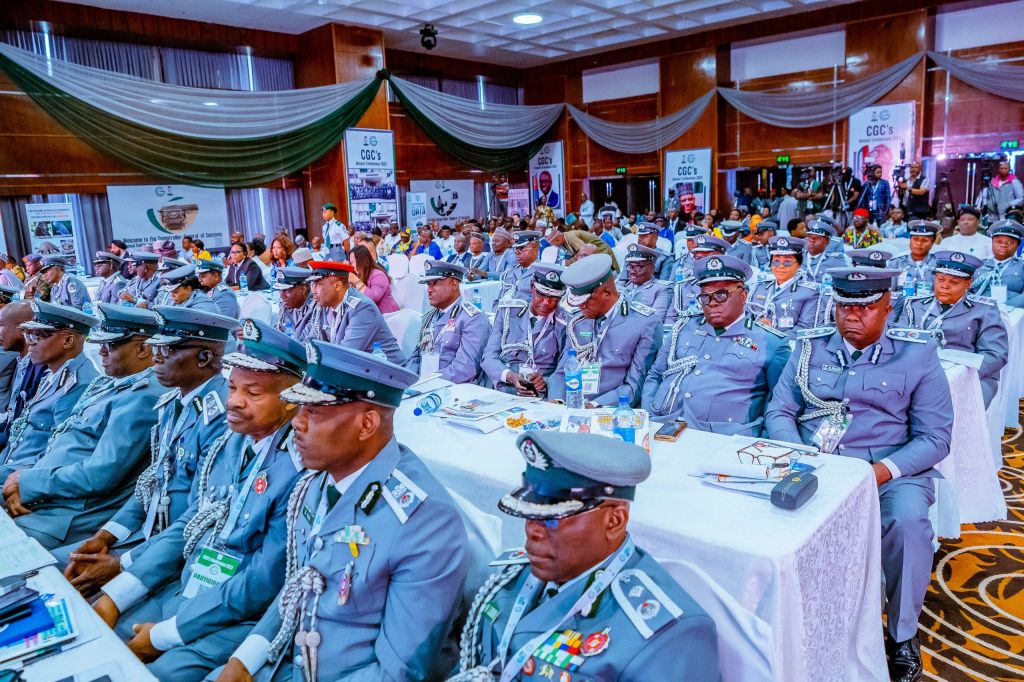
[497,538,635,682]
[850,229,868,249]
[806,255,825,279]
[217,437,271,545]
[918,299,956,331]
[991,259,1011,285]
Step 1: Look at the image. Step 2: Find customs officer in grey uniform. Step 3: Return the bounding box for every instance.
[94,251,129,304]
[500,231,542,301]
[61,306,234,592]
[216,342,471,682]
[305,260,403,364]
[407,260,491,384]
[617,224,673,282]
[765,267,953,682]
[40,255,88,309]
[643,255,789,436]
[745,236,819,336]
[801,221,848,284]
[548,255,659,407]
[971,219,1024,307]
[896,250,1008,407]
[93,318,307,681]
[619,244,672,321]
[2,303,165,549]
[152,258,190,308]
[122,252,163,307]
[271,267,317,341]
[665,234,729,326]
[196,259,241,319]
[0,301,100,477]
[162,265,222,313]
[721,220,753,264]
[449,431,720,682]
[482,263,568,398]
[749,220,777,272]
[890,221,940,296]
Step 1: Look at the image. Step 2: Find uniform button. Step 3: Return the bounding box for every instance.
[295,654,304,667]
[815,377,821,382]
[849,370,856,376]
[727,417,733,422]
[704,354,711,360]
[881,381,887,386]
[684,392,692,398]
[243,513,250,520]
[694,370,701,376]
[839,444,846,450]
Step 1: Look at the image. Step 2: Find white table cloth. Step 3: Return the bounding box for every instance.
[995,306,1024,431]
[396,394,887,682]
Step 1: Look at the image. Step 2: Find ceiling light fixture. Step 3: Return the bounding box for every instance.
[513,14,543,25]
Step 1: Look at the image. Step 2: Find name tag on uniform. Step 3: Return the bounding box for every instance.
[991,284,1008,305]
[777,316,795,329]
[182,546,242,599]
[581,362,602,395]
[812,414,852,454]
[421,352,440,376]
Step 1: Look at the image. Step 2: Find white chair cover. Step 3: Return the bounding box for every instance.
[447,490,503,604]
[238,293,273,324]
[386,254,409,279]
[391,278,427,313]
[383,308,423,358]
[540,245,560,263]
[409,253,431,276]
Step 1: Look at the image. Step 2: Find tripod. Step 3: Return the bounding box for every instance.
[931,175,957,225]
[822,175,851,230]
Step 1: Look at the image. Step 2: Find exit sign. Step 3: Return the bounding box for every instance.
[776,155,791,164]
[615,167,628,175]
[1000,140,1020,150]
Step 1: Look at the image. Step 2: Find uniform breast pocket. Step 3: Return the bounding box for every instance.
[861,371,905,408]
[808,369,843,397]
[329,539,382,618]
[722,345,760,380]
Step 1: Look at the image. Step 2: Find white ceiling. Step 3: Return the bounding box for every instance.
[55,0,859,67]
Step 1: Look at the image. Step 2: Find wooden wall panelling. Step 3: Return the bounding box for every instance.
[661,48,717,209]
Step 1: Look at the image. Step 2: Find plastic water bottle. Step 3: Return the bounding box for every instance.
[371,342,387,361]
[239,274,249,294]
[687,296,697,314]
[612,388,636,444]
[284,319,294,338]
[674,261,685,283]
[12,290,21,301]
[565,349,585,409]
[902,269,916,299]
[472,289,483,310]
[413,388,451,416]
[83,300,93,315]
[821,273,833,292]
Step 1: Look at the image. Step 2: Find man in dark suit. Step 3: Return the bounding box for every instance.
[224,243,269,291]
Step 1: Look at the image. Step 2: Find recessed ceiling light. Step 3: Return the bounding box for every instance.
[513,13,543,25]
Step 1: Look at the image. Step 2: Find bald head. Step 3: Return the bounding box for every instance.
[0,302,33,354]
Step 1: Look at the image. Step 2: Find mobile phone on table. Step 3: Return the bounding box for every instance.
[653,420,687,442]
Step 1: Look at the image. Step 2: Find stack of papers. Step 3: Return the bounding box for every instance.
[0,538,58,580]
[698,439,822,500]
[0,575,77,666]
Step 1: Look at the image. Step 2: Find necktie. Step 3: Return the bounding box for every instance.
[241,444,257,472]
[172,398,185,426]
[326,484,341,511]
[851,350,862,361]
[714,327,725,337]
[940,303,952,313]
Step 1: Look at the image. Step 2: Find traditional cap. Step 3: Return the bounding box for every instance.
[194,258,224,274]
[636,222,660,235]
[512,230,541,249]
[223,318,306,376]
[907,220,941,238]
[852,208,870,219]
[655,214,666,223]
[826,267,898,305]
[273,266,314,290]
[498,431,651,520]
[93,250,123,266]
[933,250,983,278]
[693,254,752,284]
[624,243,661,262]
[419,259,467,284]
[157,257,188,273]
[282,341,417,408]
[128,252,160,265]
[292,247,314,264]
[989,219,1024,242]
[39,255,69,272]
[146,306,238,345]
[805,221,834,237]
[322,203,337,212]
[756,220,779,234]
[24,253,42,264]
[768,235,805,256]
[690,234,729,254]
[683,225,710,238]
[561,253,615,307]
[719,220,744,235]
[306,260,355,282]
[160,264,199,290]
[0,285,19,304]
[21,300,97,335]
[87,303,161,343]
[531,263,566,298]
[848,248,891,268]
[492,227,514,243]
[678,182,695,194]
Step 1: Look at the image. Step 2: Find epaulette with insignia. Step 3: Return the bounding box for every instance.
[754,321,787,338]
[796,326,835,339]
[202,391,225,425]
[490,548,530,567]
[381,468,428,524]
[130,376,151,391]
[345,295,359,309]
[155,389,179,410]
[967,294,995,306]
[497,298,528,308]
[629,301,655,317]
[886,327,929,343]
[460,301,481,316]
[613,569,683,639]
[798,281,819,291]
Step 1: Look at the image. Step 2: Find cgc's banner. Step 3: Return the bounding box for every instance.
[508,189,530,219]
[409,179,475,227]
[107,184,230,251]
[529,141,565,218]
[344,129,398,232]
[24,202,82,269]
[405,192,427,229]
[664,148,712,216]
[847,102,916,186]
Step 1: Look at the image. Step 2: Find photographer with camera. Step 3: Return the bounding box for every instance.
[857,164,892,226]
[893,161,931,220]
[793,169,823,216]
[976,160,1024,222]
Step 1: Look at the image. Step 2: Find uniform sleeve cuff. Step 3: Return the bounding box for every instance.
[120,550,133,570]
[232,634,271,676]
[102,521,133,543]
[501,369,512,384]
[101,572,148,613]
[880,458,902,481]
[149,617,184,651]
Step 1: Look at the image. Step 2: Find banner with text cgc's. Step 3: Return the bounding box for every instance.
[408,180,476,227]
[107,184,230,252]
[664,148,712,216]
[344,128,398,233]
[25,202,83,269]
[847,101,916,186]
[529,141,565,218]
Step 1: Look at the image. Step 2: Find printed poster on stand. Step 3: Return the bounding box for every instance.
[107,185,230,252]
[507,189,531,219]
[663,148,712,216]
[405,192,427,229]
[344,128,398,233]
[24,202,83,269]
[529,141,565,218]
[408,180,475,227]
[847,102,916,186]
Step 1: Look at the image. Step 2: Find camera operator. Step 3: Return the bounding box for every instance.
[793,169,824,216]
[893,161,930,219]
[857,164,891,225]
[976,160,1024,221]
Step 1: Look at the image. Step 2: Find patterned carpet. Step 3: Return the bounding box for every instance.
[919,400,1024,681]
